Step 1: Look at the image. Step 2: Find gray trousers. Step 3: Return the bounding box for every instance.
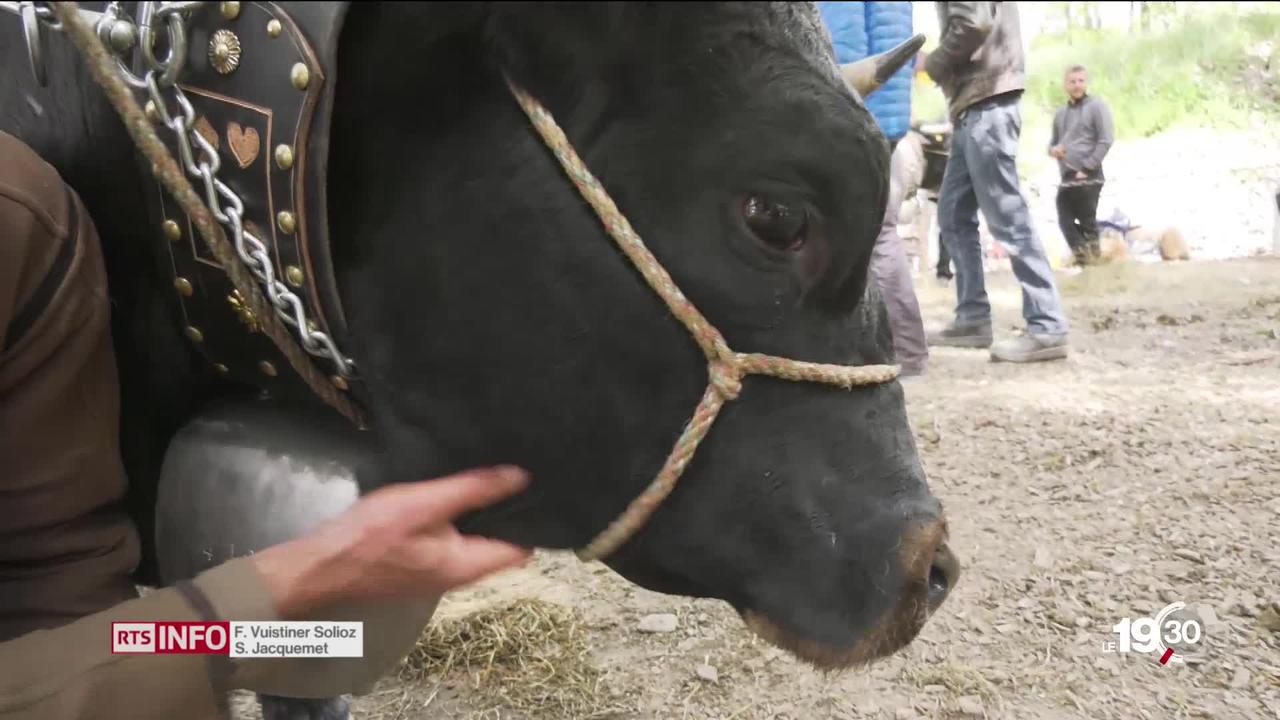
[869,138,929,375]
[938,94,1069,335]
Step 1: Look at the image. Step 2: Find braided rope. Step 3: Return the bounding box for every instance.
[50,2,363,427]
[504,79,900,562]
[50,0,893,557]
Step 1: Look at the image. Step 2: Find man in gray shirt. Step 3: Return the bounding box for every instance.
[1050,64,1115,266]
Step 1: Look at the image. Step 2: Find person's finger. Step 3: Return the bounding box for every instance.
[421,534,533,591]
[372,465,531,528]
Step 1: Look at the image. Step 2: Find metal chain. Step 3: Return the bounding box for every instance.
[147,71,356,376]
[9,0,356,378]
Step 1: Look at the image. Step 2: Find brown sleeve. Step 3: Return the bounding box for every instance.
[0,557,275,720]
[0,544,436,718]
[0,130,140,637]
[0,132,434,712]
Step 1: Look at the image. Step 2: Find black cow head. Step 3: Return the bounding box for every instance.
[328,2,956,669]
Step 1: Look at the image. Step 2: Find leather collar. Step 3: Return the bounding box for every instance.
[138,1,358,413]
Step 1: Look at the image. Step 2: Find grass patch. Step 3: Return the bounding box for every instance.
[902,661,998,700]
[393,599,630,720]
[910,7,1280,177]
[1023,10,1280,141]
[1057,261,1143,299]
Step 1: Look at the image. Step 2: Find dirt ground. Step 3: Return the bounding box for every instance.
[247,257,1280,720]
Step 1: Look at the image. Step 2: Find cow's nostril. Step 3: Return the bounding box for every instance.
[926,543,960,611]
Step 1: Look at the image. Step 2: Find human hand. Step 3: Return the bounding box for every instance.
[923,50,950,86]
[1075,170,1087,180]
[1050,145,1066,159]
[251,466,533,618]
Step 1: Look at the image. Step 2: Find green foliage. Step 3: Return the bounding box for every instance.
[1024,9,1280,140]
[912,79,949,125]
[909,6,1280,178]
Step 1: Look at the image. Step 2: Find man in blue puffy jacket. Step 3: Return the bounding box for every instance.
[819,1,929,377]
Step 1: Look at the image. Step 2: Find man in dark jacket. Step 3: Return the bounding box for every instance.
[1050,64,1115,266]
[924,2,1070,363]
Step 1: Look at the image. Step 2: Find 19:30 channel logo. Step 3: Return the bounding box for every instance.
[1104,601,1207,665]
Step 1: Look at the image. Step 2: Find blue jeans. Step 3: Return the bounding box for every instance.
[938,94,1069,335]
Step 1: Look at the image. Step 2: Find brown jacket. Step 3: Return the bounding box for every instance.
[924,2,1027,121]
[0,131,436,718]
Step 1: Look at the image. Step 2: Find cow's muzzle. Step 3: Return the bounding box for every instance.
[927,540,960,612]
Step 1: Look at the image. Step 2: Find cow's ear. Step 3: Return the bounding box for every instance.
[840,34,926,97]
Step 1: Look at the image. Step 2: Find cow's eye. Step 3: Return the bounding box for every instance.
[743,195,808,251]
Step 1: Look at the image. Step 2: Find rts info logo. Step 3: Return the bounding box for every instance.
[1103,601,1207,665]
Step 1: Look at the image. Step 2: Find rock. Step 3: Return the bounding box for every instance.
[1229,668,1251,689]
[1197,605,1222,629]
[1033,548,1053,569]
[1221,691,1253,709]
[1174,549,1204,564]
[922,684,946,694]
[987,670,1010,683]
[637,613,678,633]
[894,709,916,720]
[1112,562,1132,575]
[957,696,984,717]
[1075,616,1090,629]
[694,663,718,683]
[1257,607,1280,632]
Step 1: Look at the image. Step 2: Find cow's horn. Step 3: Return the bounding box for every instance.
[840,33,927,97]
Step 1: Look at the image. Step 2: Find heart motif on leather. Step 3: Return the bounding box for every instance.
[226,121,260,169]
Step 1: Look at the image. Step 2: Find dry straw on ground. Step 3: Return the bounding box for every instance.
[387,598,631,720]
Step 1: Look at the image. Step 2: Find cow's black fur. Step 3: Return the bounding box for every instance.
[2,3,947,717]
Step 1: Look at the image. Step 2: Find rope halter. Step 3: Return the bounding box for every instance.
[504,80,900,563]
[49,0,897,561]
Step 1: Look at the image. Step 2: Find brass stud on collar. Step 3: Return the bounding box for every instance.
[266,18,282,38]
[213,363,230,375]
[331,375,349,391]
[220,1,240,20]
[185,326,204,343]
[277,211,296,234]
[174,277,193,297]
[274,143,294,170]
[285,265,304,287]
[162,219,181,242]
[145,100,160,123]
[208,29,242,75]
[226,289,261,333]
[290,62,310,91]
[258,360,278,377]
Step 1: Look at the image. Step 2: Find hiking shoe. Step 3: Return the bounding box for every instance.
[990,332,1069,363]
[927,321,993,349]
